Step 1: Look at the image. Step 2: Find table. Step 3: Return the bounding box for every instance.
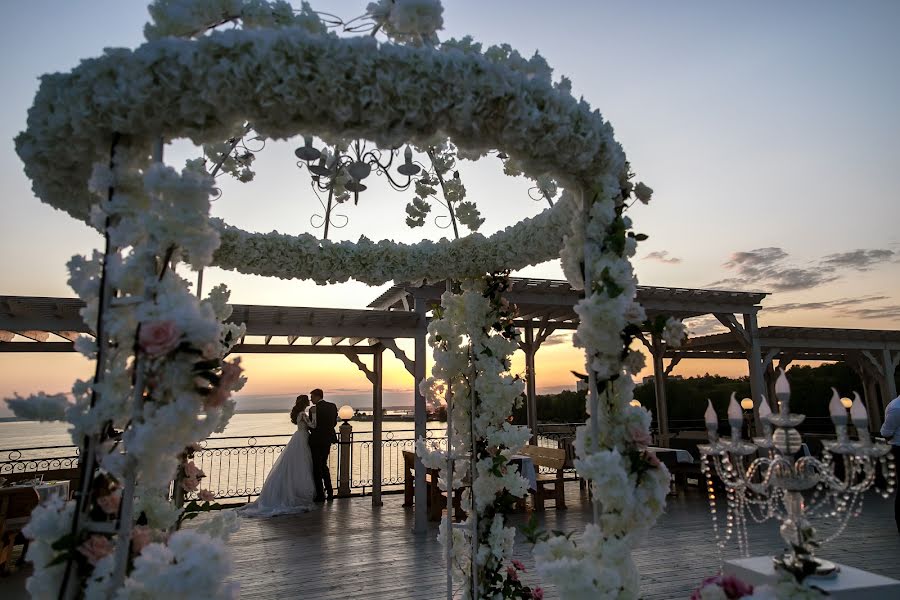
[648,446,694,464]
[34,480,70,501]
[725,556,900,599]
[509,455,537,491]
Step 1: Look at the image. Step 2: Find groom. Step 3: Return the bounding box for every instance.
[308,388,338,502]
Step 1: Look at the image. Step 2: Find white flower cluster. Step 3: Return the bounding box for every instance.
[22,497,74,599]
[144,0,325,40]
[368,0,444,46]
[213,193,574,285]
[20,131,243,597]
[418,279,533,598]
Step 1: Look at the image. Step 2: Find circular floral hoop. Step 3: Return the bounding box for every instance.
[17,26,626,283]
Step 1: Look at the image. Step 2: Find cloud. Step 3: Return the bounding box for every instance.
[540,332,572,347]
[844,305,900,321]
[821,249,894,270]
[764,295,889,313]
[683,315,728,337]
[708,245,894,292]
[644,250,681,264]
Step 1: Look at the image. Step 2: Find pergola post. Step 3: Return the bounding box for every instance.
[650,333,670,448]
[524,322,538,444]
[372,345,384,507]
[413,295,428,534]
[743,312,765,432]
[883,347,898,405]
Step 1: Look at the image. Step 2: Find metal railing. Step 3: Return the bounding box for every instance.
[0,424,582,502]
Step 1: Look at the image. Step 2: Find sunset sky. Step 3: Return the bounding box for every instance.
[2,1,899,416]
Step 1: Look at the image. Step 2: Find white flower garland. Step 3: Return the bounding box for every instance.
[418,276,537,599]
[12,0,670,597]
[15,14,627,286]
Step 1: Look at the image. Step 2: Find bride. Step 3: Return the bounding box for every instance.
[239,394,317,516]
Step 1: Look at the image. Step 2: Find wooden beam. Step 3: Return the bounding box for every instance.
[762,348,780,369]
[0,330,14,342]
[14,330,50,342]
[348,337,364,346]
[229,344,377,355]
[713,313,750,349]
[345,352,376,384]
[330,336,346,346]
[287,335,299,345]
[0,341,74,352]
[264,335,273,345]
[310,336,324,346]
[380,338,415,376]
[54,331,83,342]
[664,357,681,376]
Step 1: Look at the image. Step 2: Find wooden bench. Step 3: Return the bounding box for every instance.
[518,445,567,511]
[0,487,40,574]
[402,451,465,522]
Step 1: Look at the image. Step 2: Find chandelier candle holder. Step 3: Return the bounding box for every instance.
[699,370,896,580]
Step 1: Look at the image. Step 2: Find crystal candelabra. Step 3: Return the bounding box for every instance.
[699,370,896,579]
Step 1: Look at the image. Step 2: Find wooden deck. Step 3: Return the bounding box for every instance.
[1,483,897,598]
[220,483,900,599]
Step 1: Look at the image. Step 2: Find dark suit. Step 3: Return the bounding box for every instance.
[309,400,338,499]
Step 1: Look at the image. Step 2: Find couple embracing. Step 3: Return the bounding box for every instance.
[240,389,338,517]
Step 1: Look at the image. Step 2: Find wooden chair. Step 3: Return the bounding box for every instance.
[518,445,567,511]
[402,451,466,522]
[0,487,40,574]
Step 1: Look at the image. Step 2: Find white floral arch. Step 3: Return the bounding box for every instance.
[13,2,676,599]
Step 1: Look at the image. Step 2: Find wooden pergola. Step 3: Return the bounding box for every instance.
[3,283,899,531]
[673,327,900,430]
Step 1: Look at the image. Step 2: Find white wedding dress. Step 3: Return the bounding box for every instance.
[239,412,317,517]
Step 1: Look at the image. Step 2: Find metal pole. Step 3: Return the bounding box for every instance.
[338,421,352,497]
[372,346,383,507]
[525,323,538,444]
[743,312,765,433]
[413,296,429,533]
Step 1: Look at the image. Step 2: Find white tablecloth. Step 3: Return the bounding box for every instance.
[510,455,537,491]
[648,447,695,464]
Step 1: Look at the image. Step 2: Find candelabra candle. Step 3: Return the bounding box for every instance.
[756,396,774,446]
[850,394,871,446]
[727,393,743,441]
[705,399,719,444]
[699,370,895,580]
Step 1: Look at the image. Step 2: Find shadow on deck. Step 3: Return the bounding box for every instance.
[220,482,900,599]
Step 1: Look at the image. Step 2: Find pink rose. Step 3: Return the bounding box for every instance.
[96,493,121,515]
[626,421,652,447]
[506,566,518,581]
[78,535,113,565]
[131,526,153,554]
[512,559,526,572]
[184,461,204,479]
[182,476,199,492]
[204,386,230,409]
[199,489,215,502]
[720,575,754,598]
[139,320,181,357]
[532,588,544,600]
[219,358,243,390]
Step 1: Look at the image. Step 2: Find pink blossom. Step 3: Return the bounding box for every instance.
[220,358,243,390]
[138,320,181,357]
[199,489,215,502]
[627,421,652,447]
[506,566,518,581]
[645,450,662,468]
[720,574,754,598]
[512,559,526,572]
[532,588,544,600]
[96,493,121,515]
[131,526,153,554]
[182,476,199,492]
[204,358,243,408]
[78,535,113,565]
[184,461,204,479]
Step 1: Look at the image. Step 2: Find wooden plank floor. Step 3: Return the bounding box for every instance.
[216,483,900,599]
[1,484,897,599]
